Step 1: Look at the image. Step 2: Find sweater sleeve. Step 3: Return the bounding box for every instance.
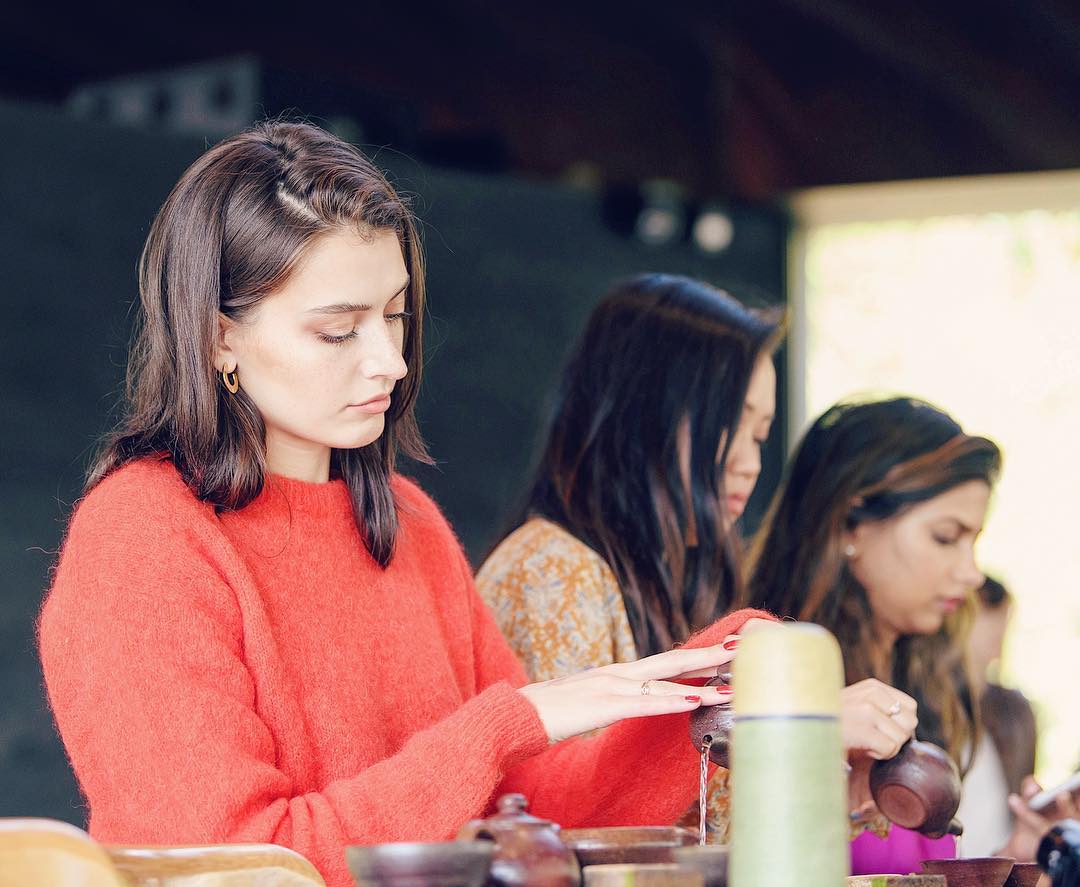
[476,521,637,681]
[39,479,549,887]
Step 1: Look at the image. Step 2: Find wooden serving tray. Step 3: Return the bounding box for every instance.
[106,844,325,885]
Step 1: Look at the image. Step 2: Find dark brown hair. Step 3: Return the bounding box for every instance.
[742,397,1001,768]
[90,120,429,565]
[516,273,784,657]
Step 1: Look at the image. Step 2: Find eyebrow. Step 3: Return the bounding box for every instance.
[940,517,979,534]
[304,278,410,315]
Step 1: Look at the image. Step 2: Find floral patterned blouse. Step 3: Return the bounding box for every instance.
[476,517,637,680]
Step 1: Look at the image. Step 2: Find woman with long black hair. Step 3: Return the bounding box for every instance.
[478,278,918,840]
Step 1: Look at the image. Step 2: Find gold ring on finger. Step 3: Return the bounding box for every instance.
[887,700,902,717]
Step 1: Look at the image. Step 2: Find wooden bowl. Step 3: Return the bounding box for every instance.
[671,844,729,887]
[920,856,1015,887]
[0,818,126,887]
[107,843,324,885]
[1003,862,1043,887]
[345,841,493,887]
[561,827,696,867]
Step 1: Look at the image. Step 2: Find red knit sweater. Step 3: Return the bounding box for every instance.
[39,458,768,887]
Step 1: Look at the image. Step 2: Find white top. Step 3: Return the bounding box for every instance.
[956,732,1013,857]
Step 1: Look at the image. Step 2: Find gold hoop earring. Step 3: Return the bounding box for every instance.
[222,367,239,394]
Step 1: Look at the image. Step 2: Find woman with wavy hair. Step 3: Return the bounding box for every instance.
[38,121,770,887]
[743,396,1001,873]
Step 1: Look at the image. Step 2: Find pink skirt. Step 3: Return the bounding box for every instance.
[850,826,956,875]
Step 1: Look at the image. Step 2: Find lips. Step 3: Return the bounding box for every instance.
[349,394,392,414]
[940,597,965,614]
[726,495,748,517]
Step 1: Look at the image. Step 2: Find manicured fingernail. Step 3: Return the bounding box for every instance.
[722,637,740,650]
[712,684,733,693]
[685,695,701,702]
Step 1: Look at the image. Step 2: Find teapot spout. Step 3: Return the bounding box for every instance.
[688,677,734,767]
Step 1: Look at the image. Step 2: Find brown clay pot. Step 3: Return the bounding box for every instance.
[920,856,1015,887]
[457,793,579,887]
[688,677,734,767]
[1003,862,1043,887]
[869,740,962,838]
[561,826,696,868]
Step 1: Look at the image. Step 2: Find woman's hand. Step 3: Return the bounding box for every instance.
[840,678,918,761]
[839,679,917,824]
[846,755,882,825]
[518,634,740,743]
[997,776,1080,862]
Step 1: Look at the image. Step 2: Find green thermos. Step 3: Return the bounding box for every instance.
[729,622,847,886]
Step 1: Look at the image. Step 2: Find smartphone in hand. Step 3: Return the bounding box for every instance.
[1028,772,1080,815]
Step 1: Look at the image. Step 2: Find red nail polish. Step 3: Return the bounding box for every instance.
[712,684,733,693]
[684,695,701,703]
[723,638,740,650]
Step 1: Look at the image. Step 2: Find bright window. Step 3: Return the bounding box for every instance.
[790,171,1080,785]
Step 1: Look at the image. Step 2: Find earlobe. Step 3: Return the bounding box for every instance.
[842,526,863,560]
[844,521,878,561]
[214,312,237,372]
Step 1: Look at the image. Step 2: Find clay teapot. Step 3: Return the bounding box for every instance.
[688,676,734,767]
[869,739,963,838]
[458,793,580,887]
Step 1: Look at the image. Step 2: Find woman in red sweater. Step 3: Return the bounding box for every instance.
[39,121,771,887]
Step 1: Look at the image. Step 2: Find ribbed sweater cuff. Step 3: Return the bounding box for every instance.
[685,607,777,647]
[471,681,550,772]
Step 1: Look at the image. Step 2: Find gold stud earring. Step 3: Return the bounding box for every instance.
[221,367,239,394]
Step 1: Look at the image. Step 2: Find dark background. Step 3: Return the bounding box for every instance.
[3,0,1079,825]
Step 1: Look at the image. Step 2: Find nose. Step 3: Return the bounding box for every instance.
[725,432,762,485]
[359,322,408,383]
[957,543,984,590]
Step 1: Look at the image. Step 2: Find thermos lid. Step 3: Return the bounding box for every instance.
[732,622,843,717]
